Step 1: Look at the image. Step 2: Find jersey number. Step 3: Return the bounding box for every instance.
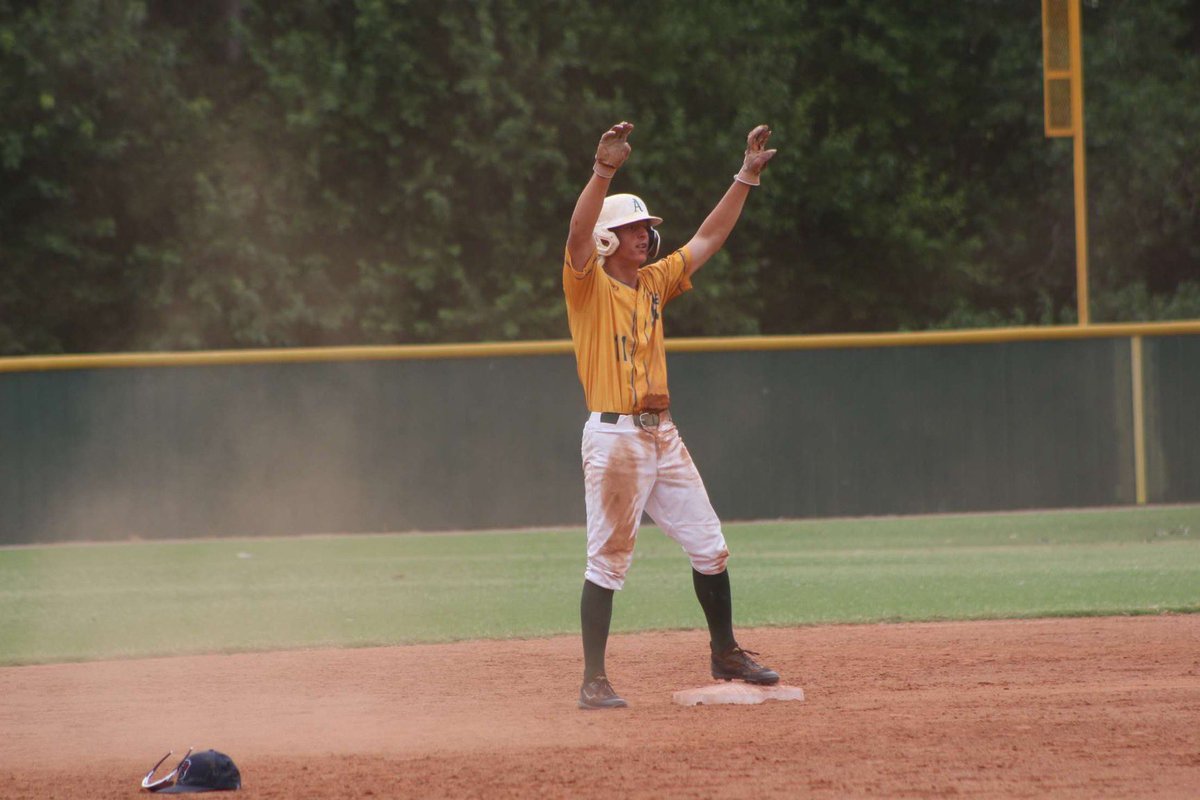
[613,335,630,363]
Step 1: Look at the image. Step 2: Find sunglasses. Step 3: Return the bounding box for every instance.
[141,747,194,792]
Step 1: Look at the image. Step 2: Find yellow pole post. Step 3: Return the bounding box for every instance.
[1130,336,1147,505]
[1069,0,1090,325]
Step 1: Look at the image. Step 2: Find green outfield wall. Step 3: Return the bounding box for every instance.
[1,324,1197,544]
[1144,334,1200,503]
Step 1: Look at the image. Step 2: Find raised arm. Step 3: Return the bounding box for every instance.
[683,125,776,278]
[566,122,634,270]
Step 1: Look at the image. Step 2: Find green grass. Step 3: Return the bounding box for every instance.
[1,505,1197,665]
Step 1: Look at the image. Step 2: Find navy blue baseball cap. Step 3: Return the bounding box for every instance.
[142,749,241,793]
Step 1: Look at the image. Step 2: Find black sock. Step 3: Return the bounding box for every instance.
[692,568,736,654]
[580,579,614,681]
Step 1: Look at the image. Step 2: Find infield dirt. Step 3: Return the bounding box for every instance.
[2,615,1198,798]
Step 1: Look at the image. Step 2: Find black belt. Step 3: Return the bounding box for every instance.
[600,411,665,428]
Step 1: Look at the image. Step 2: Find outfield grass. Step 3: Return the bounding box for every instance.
[1,505,1197,665]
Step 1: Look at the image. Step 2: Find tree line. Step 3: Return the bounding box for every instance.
[1,0,1197,355]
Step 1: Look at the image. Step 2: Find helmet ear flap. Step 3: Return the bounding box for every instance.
[594,228,619,256]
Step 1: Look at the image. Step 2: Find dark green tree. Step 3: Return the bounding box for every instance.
[1,0,1196,355]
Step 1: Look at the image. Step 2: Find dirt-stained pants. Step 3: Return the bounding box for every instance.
[581,411,730,591]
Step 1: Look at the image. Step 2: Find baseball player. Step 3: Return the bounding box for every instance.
[564,121,780,709]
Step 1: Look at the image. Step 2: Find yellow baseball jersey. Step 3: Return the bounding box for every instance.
[563,245,693,413]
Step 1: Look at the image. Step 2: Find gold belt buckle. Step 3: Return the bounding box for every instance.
[635,412,660,429]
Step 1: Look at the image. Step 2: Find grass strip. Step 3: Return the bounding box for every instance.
[0,505,1196,665]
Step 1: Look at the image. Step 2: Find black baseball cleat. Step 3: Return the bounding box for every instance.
[711,646,781,685]
[578,675,629,709]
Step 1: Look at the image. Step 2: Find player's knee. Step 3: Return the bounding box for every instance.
[585,558,628,591]
[689,544,730,575]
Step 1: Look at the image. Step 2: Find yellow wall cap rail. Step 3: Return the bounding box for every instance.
[2,320,1199,374]
[667,321,1200,353]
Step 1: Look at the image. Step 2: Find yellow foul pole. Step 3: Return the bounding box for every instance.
[1068,0,1089,325]
[1042,0,1090,325]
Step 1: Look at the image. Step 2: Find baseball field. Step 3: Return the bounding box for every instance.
[2,505,1198,798]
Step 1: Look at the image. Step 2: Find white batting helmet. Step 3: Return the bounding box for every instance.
[593,193,663,258]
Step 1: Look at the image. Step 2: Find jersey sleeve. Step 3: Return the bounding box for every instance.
[639,246,693,305]
[563,245,599,310]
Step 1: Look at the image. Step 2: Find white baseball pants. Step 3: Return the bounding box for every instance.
[581,411,730,590]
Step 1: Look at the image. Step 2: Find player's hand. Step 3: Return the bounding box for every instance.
[594,122,633,178]
[735,124,776,186]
